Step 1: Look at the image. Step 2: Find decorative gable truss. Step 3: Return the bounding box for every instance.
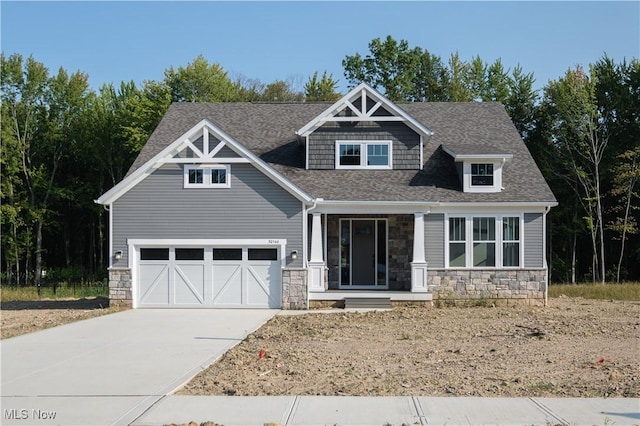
[96,119,313,205]
[166,125,248,165]
[296,83,433,170]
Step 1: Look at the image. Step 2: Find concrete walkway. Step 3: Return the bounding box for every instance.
[0,309,278,426]
[135,396,639,426]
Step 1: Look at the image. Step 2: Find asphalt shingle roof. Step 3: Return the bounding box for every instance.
[127,102,556,204]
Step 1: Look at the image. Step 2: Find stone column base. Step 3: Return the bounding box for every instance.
[109,268,132,306]
[282,268,308,310]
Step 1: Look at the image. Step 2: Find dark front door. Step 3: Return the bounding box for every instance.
[339,219,388,288]
[352,220,376,285]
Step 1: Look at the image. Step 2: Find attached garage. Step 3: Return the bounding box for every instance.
[133,240,285,308]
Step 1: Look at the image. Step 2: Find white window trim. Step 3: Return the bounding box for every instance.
[335,140,393,170]
[502,216,521,268]
[444,213,524,269]
[183,164,231,188]
[462,161,503,193]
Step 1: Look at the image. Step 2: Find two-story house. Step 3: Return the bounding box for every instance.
[96,83,557,309]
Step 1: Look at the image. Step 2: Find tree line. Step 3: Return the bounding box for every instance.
[1,36,638,286]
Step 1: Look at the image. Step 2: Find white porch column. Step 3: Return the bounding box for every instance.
[411,212,429,293]
[308,212,325,292]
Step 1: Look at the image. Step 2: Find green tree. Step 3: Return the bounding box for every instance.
[506,65,538,139]
[342,36,537,135]
[164,55,236,102]
[260,80,304,102]
[1,54,91,286]
[119,80,171,155]
[304,71,341,101]
[593,56,640,281]
[343,36,423,101]
[542,66,608,283]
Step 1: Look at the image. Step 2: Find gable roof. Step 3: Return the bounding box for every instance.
[296,82,433,138]
[106,101,556,205]
[95,117,314,205]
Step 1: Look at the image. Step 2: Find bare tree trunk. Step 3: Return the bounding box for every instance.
[595,169,605,284]
[571,232,577,284]
[64,220,71,267]
[616,180,636,282]
[14,221,19,287]
[34,221,43,288]
[24,228,31,287]
[89,219,95,275]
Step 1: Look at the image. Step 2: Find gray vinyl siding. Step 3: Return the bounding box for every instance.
[308,121,420,170]
[524,213,544,268]
[215,145,241,157]
[112,163,304,268]
[425,213,444,268]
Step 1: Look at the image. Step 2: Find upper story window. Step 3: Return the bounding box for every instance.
[461,161,503,193]
[471,163,494,186]
[184,165,230,188]
[335,140,392,169]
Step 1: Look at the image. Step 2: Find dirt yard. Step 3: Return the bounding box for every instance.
[0,297,126,339]
[180,297,640,398]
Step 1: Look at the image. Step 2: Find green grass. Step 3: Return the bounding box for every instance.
[0,283,108,302]
[548,282,640,301]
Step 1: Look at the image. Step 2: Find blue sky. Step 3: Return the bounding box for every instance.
[2,1,639,94]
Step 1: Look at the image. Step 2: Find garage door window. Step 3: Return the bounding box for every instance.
[175,248,204,260]
[213,248,242,260]
[248,248,278,261]
[140,248,169,260]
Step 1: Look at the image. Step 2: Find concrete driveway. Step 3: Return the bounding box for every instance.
[1,309,278,425]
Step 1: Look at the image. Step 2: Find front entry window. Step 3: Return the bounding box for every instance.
[339,219,388,287]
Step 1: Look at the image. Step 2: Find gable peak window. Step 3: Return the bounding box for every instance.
[184,165,230,188]
[335,140,392,169]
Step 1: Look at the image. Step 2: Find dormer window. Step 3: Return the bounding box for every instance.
[462,161,501,192]
[335,140,392,169]
[441,146,512,194]
[184,165,230,188]
[471,163,494,186]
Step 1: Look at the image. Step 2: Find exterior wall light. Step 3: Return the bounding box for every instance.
[114,250,123,261]
[291,250,298,260]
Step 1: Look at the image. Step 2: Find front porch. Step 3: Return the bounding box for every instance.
[307,211,430,302]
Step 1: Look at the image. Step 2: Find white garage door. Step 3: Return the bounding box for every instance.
[137,246,282,308]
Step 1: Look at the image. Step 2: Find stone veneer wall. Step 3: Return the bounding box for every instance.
[428,269,547,302]
[109,268,132,307]
[282,268,308,309]
[326,214,413,290]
